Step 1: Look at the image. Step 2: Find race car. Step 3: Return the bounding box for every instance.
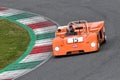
[52,20,106,57]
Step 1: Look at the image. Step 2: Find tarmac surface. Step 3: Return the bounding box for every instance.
[0,0,120,80]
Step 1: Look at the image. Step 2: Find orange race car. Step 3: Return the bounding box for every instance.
[52,20,106,57]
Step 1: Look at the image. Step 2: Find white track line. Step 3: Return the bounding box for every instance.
[16,16,47,25]
[0,69,31,79]
[0,9,24,17]
[35,39,53,47]
[19,52,52,63]
[33,25,56,35]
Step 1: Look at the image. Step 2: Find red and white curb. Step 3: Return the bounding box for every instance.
[0,7,58,80]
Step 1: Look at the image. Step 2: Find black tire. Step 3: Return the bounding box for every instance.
[97,41,100,51]
[103,33,107,43]
[67,52,71,56]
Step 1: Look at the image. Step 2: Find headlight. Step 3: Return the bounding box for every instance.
[90,42,96,47]
[55,46,60,51]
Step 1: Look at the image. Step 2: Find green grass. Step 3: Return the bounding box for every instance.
[0,19,30,70]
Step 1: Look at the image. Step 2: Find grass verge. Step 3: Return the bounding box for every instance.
[0,19,30,70]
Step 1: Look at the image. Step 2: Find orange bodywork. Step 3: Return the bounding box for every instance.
[52,20,105,56]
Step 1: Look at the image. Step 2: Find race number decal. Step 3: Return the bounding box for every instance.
[68,37,83,43]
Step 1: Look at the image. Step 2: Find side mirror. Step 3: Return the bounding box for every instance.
[57,29,61,32]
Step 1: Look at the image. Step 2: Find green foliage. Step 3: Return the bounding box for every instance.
[0,19,30,70]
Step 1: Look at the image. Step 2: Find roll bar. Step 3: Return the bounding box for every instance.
[68,20,89,34]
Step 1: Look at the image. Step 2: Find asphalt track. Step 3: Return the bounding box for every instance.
[0,0,120,80]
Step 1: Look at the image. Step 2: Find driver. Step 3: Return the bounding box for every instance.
[66,23,77,35]
[69,23,74,33]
